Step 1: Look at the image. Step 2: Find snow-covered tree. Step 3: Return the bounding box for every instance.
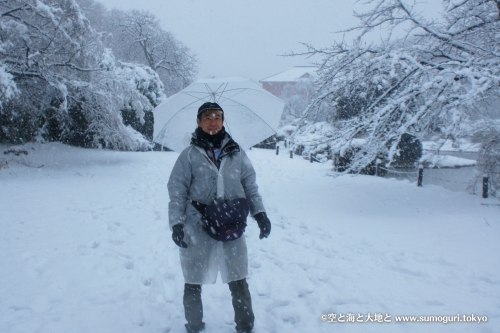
[0,65,18,107]
[281,78,316,119]
[0,0,165,149]
[1,0,101,143]
[295,0,500,174]
[61,50,166,149]
[77,0,198,96]
[105,9,197,96]
[470,133,500,196]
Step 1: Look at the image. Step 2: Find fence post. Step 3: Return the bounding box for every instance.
[483,174,489,198]
[276,146,279,155]
[417,164,424,187]
[310,153,313,163]
[289,150,293,159]
[333,153,340,172]
[284,140,287,148]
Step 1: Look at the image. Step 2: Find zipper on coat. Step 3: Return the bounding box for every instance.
[206,144,216,164]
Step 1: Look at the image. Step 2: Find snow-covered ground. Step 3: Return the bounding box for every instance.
[1,143,499,333]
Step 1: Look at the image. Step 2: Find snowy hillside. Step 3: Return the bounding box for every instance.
[1,143,499,333]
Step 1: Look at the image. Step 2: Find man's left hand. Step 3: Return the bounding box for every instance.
[254,212,271,239]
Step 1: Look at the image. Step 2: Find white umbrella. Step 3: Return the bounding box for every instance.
[153,77,285,152]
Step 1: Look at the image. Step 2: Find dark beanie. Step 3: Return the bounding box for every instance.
[197,102,224,119]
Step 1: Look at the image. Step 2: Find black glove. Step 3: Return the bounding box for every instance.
[172,224,188,248]
[254,212,271,239]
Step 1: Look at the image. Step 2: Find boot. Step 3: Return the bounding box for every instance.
[184,322,205,333]
[228,278,255,333]
[183,283,205,333]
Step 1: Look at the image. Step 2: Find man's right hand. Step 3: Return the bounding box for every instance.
[172,224,188,248]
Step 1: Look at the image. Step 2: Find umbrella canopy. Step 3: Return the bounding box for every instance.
[153,77,285,152]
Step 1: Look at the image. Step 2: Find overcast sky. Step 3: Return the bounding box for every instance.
[95,0,430,82]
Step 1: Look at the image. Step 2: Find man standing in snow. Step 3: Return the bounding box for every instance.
[167,102,271,333]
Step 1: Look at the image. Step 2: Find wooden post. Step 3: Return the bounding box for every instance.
[483,175,489,198]
[375,159,381,177]
[333,153,340,172]
[276,146,279,155]
[289,150,293,159]
[417,165,423,187]
[310,153,313,163]
[284,140,287,148]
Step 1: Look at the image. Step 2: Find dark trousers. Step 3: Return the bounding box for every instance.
[183,278,255,333]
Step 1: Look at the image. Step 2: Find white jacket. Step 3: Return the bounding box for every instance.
[168,134,265,284]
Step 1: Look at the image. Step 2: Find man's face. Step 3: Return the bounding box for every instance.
[196,109,223,135]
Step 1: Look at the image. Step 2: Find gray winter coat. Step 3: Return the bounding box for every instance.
[168,134,265,284]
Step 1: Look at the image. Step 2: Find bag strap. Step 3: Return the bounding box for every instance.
[191,200,207,215]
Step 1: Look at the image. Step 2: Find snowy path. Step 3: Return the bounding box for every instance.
[1,143,499,333]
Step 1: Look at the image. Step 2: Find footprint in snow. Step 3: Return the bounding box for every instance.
[124,260,134,270]
[250,262,261,269]
[142,278,152,286]
[89,240,99,249]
